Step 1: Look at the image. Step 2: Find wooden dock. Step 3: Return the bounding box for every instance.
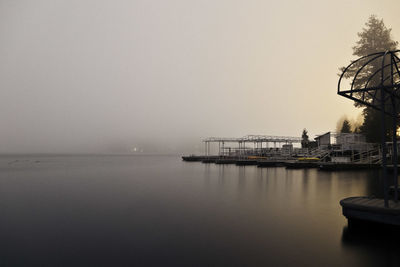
[235,159,258,166]
[182,155,219,162]
[182,155,204,162]
[202,158,217,163]
[215,158,236,164]
[284,161,319,169]
[182,155,383,172]
[257,160,285,167]
[340,197,400,226]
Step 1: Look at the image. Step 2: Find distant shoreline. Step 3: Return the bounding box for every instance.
[0,153,181,157]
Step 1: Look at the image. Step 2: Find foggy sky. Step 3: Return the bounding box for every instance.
[1,0,400,154]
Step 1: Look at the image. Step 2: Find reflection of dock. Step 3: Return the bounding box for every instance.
[319,162,381,171]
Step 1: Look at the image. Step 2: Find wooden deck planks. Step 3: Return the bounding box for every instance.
[341,197,400,215]
[340,196,400,225]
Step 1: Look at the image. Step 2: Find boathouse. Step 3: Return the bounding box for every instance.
[315,132,331,149]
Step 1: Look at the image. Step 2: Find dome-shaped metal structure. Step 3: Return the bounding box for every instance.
[338,50,400,207]
[338,50,400,116]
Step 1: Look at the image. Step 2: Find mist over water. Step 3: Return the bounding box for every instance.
[0,155,397,266]
[2,0,400,154]
[2,1,400,266]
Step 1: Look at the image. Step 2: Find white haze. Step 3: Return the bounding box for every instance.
[0,0,399,154]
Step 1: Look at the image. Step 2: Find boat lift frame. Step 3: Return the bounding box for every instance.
[203,135,302,156]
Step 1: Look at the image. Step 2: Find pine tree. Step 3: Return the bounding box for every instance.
[301,129,309,148]
[340,15,398,142]
[340,119,352,133]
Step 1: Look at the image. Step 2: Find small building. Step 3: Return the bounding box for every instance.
[315,132,331,149]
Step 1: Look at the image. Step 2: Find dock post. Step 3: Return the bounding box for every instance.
[381,52,389,208]
[393,112,398,202]
[391,53,398,202]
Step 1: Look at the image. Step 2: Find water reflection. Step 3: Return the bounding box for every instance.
[217,165,226,188]
[2,156,398,266]
[203,163,211,190]
[255,168,265,198]
[237,166,246,185]
[201,165,385,204]
[341,224,400,266]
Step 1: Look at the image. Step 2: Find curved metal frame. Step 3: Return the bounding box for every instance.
[338,50,400,207]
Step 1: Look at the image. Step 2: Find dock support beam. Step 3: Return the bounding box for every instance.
[391,54,399,202]
[393,112,398,202]
[381,52,389,208]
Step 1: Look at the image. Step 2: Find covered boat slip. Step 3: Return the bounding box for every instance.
[341,197,400,226]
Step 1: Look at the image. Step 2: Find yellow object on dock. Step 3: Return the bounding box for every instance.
[247,156,268,160]
[297,157,319,162]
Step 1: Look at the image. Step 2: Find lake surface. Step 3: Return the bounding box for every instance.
[0,155,399,266]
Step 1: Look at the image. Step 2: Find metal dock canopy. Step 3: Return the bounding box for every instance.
[203,135,302,143]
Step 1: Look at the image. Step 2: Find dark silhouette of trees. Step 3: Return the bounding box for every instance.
[340,119,352,133]
[340,15,398,142]
[301,129,309,148]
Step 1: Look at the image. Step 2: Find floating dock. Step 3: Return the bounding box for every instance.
[284,161,319,169]
[257,160,285,167]
[182,155,388,173]
[181,155,205,162]
[182,155,219,163]
[201,157,218,163]
[215,158,237,164]
[235,159,258,166]
[340,197,400,226]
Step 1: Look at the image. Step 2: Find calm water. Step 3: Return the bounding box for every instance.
[0,155,398,266]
